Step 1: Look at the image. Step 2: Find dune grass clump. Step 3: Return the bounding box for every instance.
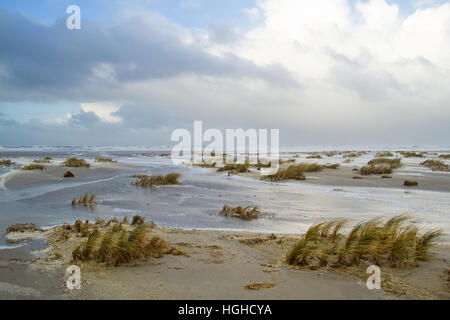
[307,154,322,159]
[131,173,181,187]
[368,158,402,168]
[261,163,323,181]
[193,161,216,168]
[33,157,52,163]
[344,152,365,158]
[63,157,90,168]
[439,154,450,159]
[71,193,97,208]
[6,223,37,234]
[72,223,167,267]
[325,151,338,157]
[94,158,117,163]
[376,152,394,157]
[286,216,444,270]
[360,165,393,175]
[217,163,249,173]
[420,160,449,172]
[360,158,402,176]
[0,159,14,167]
[219,205,260,220]
[399,151,425,158]
[21,164,45,171]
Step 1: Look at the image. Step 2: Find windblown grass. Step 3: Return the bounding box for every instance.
[0,159,14,167]
[94,158,117,163]
[33,157,52,163]
[21,164,45,171]
[193,161,216,168]
[219,205,260,220]
[261,163,324,181]
[6,223,37,233]
[72,224,167,266]
[63,157,90,168]
[376,152,394,157]
[420,160,449,172]
[131,173,181,187]
[360,165,393,175]
[399,151,425,158]
[286,216,444,270]
[368,158,402,168]
[217,163,249,173]
[72,193,97,208]
[439,154,450,159]
[344,152,365,158]
[360,158,402,175]
[307,154,322,159]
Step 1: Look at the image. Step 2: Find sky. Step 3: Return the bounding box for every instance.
[0,0,449,146]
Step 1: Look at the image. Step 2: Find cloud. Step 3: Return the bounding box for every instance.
[81,102,122,123]
[1,1,450,146]
[0,8,296,103]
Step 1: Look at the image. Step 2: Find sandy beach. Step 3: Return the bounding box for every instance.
[3,222,449,300]
[0,150,449,300]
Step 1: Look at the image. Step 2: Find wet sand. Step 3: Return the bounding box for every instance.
[3,225,449,300]
[232,163,450,193]
[1,154,449,299]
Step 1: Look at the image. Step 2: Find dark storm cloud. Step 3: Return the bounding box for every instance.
[68,111,101,127]
[0,9,297,102]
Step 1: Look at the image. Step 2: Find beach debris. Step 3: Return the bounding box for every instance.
[245,282,275,290]
[219,205,260,220]
[165,247,189,256]
[6,223,37,234]
[404,180,418,186]
[62,157,90,168]
[353,176,363,179]
[131,173,181,187]
[64,171,75,178]
[381,175,392,179]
